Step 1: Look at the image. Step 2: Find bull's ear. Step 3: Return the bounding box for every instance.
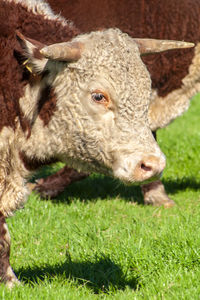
[133,38,194,55]
[16,30,48,74]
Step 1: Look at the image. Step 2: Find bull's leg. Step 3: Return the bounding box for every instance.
[140,131,175,207]
[0,212,19,288]
[141,180,175,207]
[31,166,89,198]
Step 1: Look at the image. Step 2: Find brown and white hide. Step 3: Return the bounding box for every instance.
[0,0,194,287]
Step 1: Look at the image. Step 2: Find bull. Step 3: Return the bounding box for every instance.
[0,0,193,286]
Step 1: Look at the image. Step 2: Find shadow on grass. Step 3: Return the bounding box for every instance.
[35,175,200,206]
[162,177,200,195]
[16,256,139,293]
[30,164,144,204]
[42,174,144,205]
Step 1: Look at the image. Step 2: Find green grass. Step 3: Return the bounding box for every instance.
[0,94,200,299]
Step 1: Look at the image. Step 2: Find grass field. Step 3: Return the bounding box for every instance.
[0,94,200,299]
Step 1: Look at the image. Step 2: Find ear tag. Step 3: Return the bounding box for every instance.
[22,59,33,74]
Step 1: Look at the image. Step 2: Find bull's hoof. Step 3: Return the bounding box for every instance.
[1,266,21,289]
[5,277,20,289]
[27,180,62,198]
[33,178,63,198]
[26,182,37,193]
[141,180,175,207]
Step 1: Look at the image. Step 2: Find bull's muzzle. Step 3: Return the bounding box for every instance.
[113,153,166,184]
[133,154,166,182]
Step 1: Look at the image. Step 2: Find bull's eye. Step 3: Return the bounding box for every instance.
[92,93,104,101]
[91,91,109,105]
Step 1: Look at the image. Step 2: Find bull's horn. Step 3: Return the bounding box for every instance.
[133,39,194,55]
[40,42,83,61]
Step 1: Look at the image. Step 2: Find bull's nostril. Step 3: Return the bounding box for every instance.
[141,163,152,172]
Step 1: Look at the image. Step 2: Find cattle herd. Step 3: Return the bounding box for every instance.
[0,0,199,287]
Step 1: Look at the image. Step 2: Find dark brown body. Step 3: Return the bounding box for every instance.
[48,0,199,97]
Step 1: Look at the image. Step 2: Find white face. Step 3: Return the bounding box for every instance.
[50,30,166,183]
[20,28,166,184]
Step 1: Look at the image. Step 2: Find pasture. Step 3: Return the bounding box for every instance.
[0,94,199,299]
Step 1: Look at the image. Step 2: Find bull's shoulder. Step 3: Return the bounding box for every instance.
[0,0,79,134]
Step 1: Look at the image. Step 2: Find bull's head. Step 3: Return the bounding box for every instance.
[16,29,193,184]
